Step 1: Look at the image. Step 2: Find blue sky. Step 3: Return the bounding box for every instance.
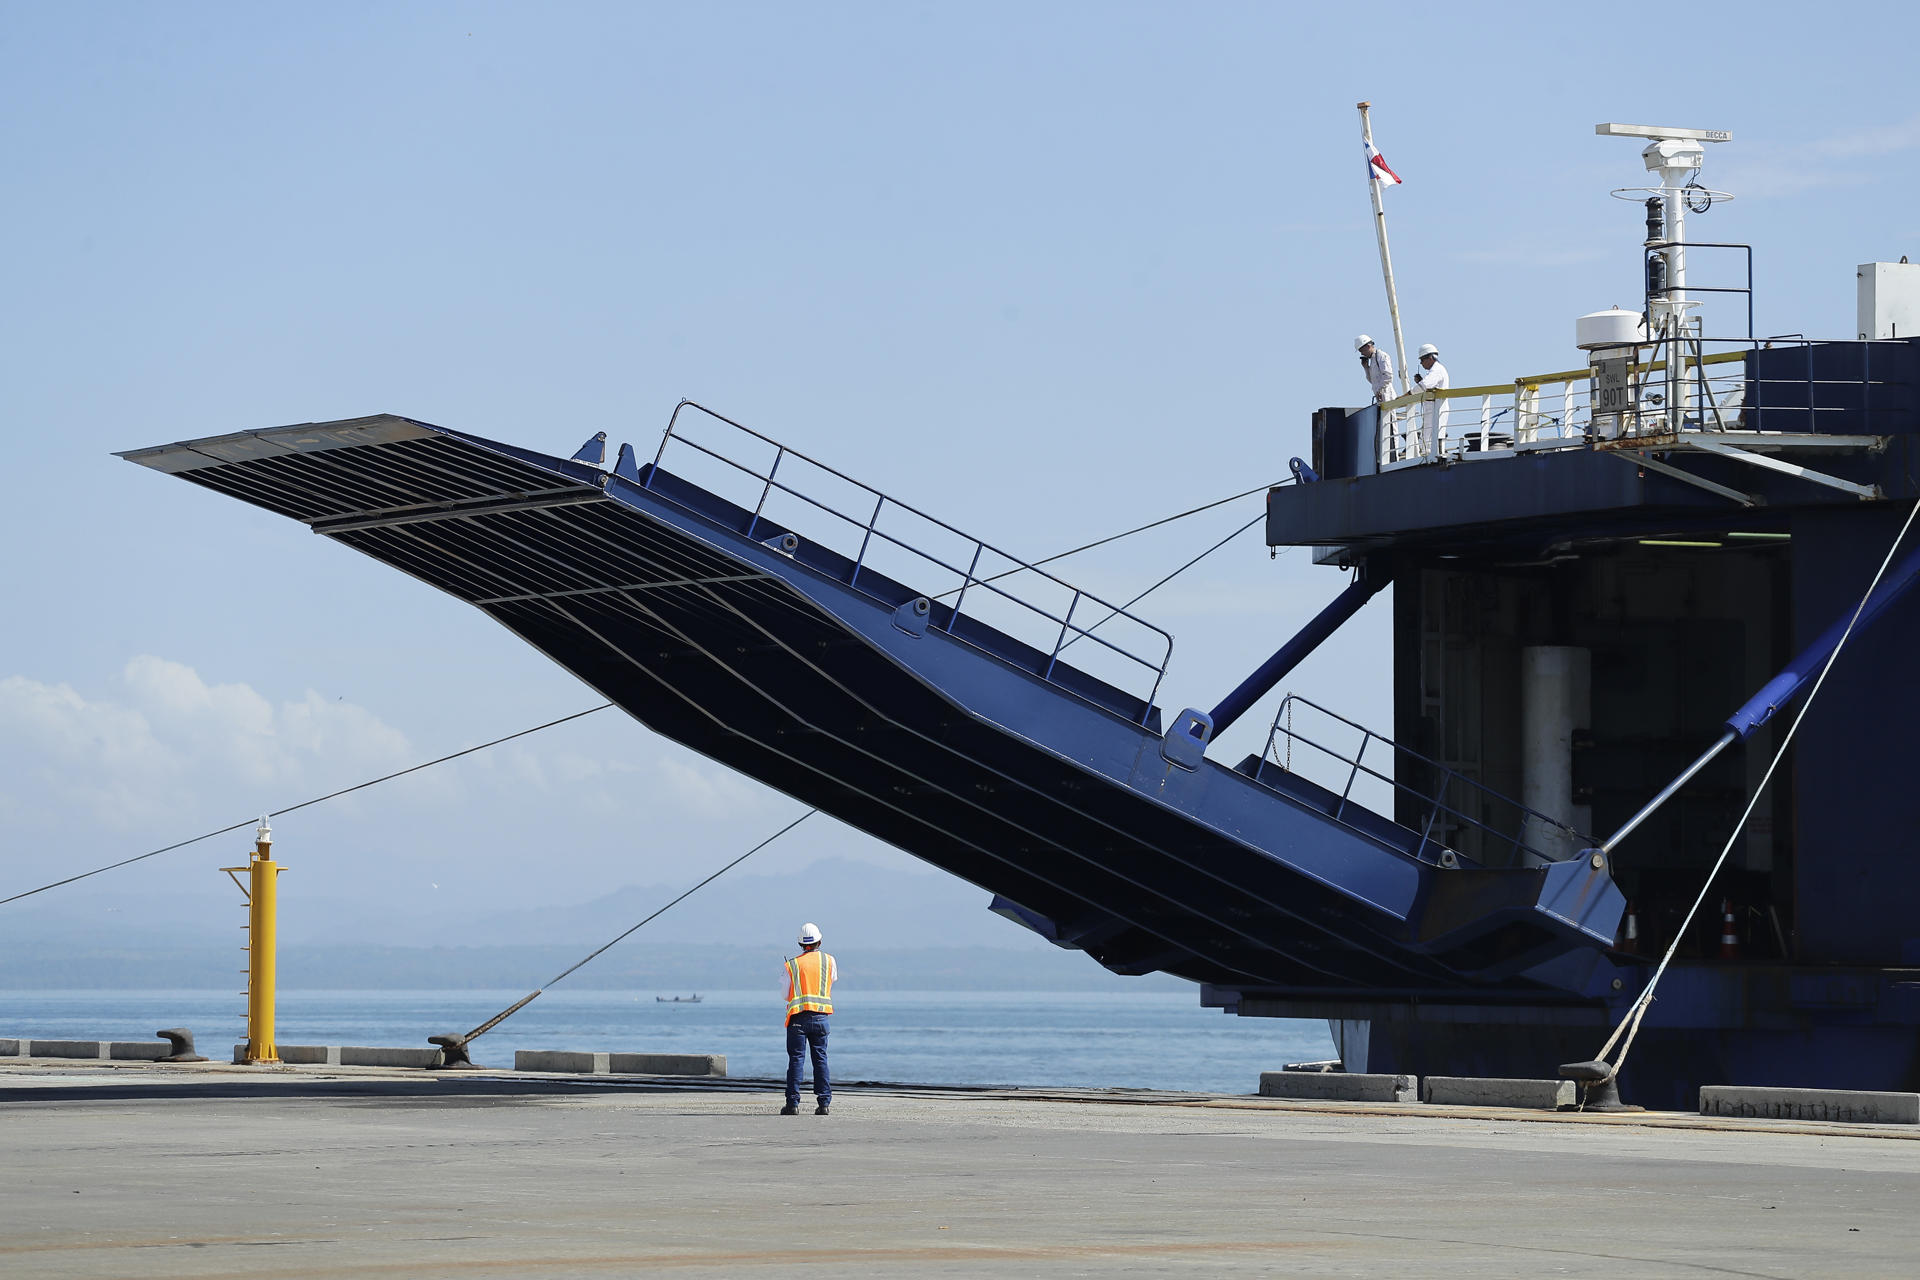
[3,3,1916,968]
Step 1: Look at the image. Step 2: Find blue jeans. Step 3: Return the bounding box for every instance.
[786,1012,830,1106]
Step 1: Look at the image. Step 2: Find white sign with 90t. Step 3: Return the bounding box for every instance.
[1594,358,1632,415]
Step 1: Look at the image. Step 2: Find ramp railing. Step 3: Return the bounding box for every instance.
[1259,695,1594,866]
[644,401,1174,722]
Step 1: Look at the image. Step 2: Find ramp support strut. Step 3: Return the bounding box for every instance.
[1208,561,1393,736]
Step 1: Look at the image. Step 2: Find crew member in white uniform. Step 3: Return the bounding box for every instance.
[1355,335,1395,404]
[1412,343,1449,459]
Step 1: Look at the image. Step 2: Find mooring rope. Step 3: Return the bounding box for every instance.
[0,706,614,906]
[1595,495,1920,1083]
[450,809,817,1048]
[4,473,1285,1051]
[1059,512,1271,652]
[950,478,1284,597]
[3,479,1277,907]
[446,502,1280,1045]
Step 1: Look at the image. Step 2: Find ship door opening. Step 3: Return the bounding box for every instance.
[1394,536,1794,961]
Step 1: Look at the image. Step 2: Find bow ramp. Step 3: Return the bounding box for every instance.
[121,408,1625,1003]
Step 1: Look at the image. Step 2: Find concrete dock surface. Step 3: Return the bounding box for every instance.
[4,1060,1918,1278]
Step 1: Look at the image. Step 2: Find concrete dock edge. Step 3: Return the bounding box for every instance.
[1423,1076,1577,1109]
[275,1045,344,1066]
[27,1040,111,1060]
[608,1052,725,1077]
[514,1050,726,1076]
[1699,1085,1920,1124]
[229,1045,441,1068]
[516,1050,610,1074]
[1259,1071,1416,1102]
[5,1039,178,1061]
[340,1046,444,1068]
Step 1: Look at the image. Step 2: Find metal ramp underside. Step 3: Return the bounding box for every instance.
[120,414,1626,1001]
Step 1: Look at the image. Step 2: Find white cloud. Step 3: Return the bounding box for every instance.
[0,670,167,774]
[1,659,787,910]
[655,754,769,818]
[485,744,551,791]
[458,740,775,821]
[0,657,418,831]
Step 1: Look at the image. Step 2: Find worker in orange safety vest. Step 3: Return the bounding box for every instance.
[781,922,837,1115]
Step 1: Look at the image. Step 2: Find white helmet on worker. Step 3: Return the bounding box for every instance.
[1417,343,1439,358]
[1355,335,1374,351]
[797,922,823,947]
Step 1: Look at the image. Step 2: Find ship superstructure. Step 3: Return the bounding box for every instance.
[121,124,1920,1108]
[1256,124,1920,1104]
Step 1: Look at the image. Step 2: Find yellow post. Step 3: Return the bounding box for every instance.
[225,818,282,1064]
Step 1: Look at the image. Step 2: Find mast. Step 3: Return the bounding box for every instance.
[1357,102,1409,396]
[1597,123,1731,432]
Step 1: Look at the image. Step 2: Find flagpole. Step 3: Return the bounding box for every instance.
[1357,101,1409,397]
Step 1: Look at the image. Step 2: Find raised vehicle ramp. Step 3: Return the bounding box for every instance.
[121,409,1626,1006]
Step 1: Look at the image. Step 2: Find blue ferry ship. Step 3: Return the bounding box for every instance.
[122,124,1920,1110]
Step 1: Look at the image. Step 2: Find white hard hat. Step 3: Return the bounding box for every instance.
[1417,343,1439,358]
[1355,335,1374,351]
[797,922,822,946]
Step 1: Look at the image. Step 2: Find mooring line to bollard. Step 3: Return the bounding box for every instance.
[1593,495,1920,1088]
[0,706,616,906]
[4,480,1276,910]
[432,809,817,1063]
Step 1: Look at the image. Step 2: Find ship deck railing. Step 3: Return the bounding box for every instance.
[640,400,1176,720]
[1253,693,1595,868]
[1370,335,1908,475]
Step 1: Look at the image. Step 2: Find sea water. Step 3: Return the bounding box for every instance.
[1,989,1336,1095]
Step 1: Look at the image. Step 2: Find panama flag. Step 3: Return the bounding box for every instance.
[1367,140,1403,186]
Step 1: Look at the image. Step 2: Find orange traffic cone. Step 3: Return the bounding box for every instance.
[1619,901,1640,955]
[1718,898,1740,959]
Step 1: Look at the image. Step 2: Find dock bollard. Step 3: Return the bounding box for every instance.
[428,1034,478,1069]
[1558,1059,1640,1112]
[156,1028,208,1063]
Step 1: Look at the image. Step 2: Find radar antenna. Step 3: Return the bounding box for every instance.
[1597,123,1733,434]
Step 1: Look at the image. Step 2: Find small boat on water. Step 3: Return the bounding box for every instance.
[656,994,702,1004]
